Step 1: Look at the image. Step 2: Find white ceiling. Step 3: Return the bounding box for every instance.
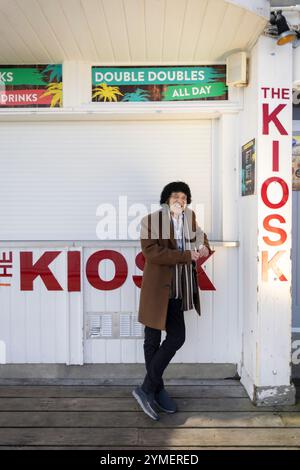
[0,0,268,64]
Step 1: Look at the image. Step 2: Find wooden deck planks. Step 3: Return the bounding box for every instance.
[0,411,299,428]
[0,428,299,447]
[0,381,298,449]
[0,385,248,398]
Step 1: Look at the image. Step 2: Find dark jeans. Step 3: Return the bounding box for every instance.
[141,298,186,394]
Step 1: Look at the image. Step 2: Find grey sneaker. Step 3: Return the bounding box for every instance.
[132,386,160,421]
[154,388,177,413]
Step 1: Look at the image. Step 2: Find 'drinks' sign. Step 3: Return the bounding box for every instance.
[0,65,62,107]
[91,65,228,102]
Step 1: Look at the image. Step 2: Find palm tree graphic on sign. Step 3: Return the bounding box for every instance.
[122,88,150,101]
[42,64,62,82]
[92,83,123,102]
[40,82,62,107]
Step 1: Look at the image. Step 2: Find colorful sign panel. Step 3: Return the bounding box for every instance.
[91,66,228,102]
[0,64,62,108]
[292,134,300,190]
[241,139,256,196]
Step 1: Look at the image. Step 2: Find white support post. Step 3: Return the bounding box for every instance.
[239,35,295,405]
[62,60,81,109]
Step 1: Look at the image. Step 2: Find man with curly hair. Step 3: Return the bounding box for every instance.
[132,181,212,420]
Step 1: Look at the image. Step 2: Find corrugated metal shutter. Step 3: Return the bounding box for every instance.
[0,120,211,240]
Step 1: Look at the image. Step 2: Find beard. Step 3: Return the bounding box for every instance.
[170,202,184,215]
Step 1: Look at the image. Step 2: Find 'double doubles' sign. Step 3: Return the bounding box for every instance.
[91,65,228,102]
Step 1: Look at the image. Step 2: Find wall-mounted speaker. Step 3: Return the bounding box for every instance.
[226,51,248,87]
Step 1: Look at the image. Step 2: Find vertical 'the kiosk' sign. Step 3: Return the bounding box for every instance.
[260,86,291,282]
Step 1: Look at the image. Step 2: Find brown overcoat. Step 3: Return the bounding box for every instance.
[138,205,212,330]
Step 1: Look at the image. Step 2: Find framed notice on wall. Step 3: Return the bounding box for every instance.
[91,65,228,102]
[0,64,62,108]
[241,139,256,196]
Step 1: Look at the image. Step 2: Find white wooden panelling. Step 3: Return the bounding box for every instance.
[178,0,209,62]
[162,0,187,61]
[0,120,212,241]
[0,244,239,364]
[0,0,267,63]
[236,32,258,381]
[101,0,131,63]
[60,0,98,60]
[0,247,70,363]
[37,0,83,60]
[292,191,300,329]
[83,245,240,364]
[68,247,84,364]
[123,0,146,62]
[81,0,115,62]
[220,114,239,241]
[16,0,65,62]
[209,3,245,60]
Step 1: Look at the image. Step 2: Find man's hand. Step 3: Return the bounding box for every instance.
[191,250,201,261]
[197,245,210,258]
[191,245,210,262]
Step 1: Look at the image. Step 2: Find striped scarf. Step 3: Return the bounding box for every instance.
[168,208,195,311]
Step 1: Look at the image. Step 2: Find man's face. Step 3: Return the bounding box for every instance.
[168,192,187,215]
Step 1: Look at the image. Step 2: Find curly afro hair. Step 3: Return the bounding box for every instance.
[160,181,192,206]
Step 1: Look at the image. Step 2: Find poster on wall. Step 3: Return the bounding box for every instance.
[91,65,228,102]
[292,134,300,191]
[241,138,256,196]
[0,64,62,108]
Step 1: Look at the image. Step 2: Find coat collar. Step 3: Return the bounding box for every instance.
[160,204,195,249]
[160,204,176,248]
